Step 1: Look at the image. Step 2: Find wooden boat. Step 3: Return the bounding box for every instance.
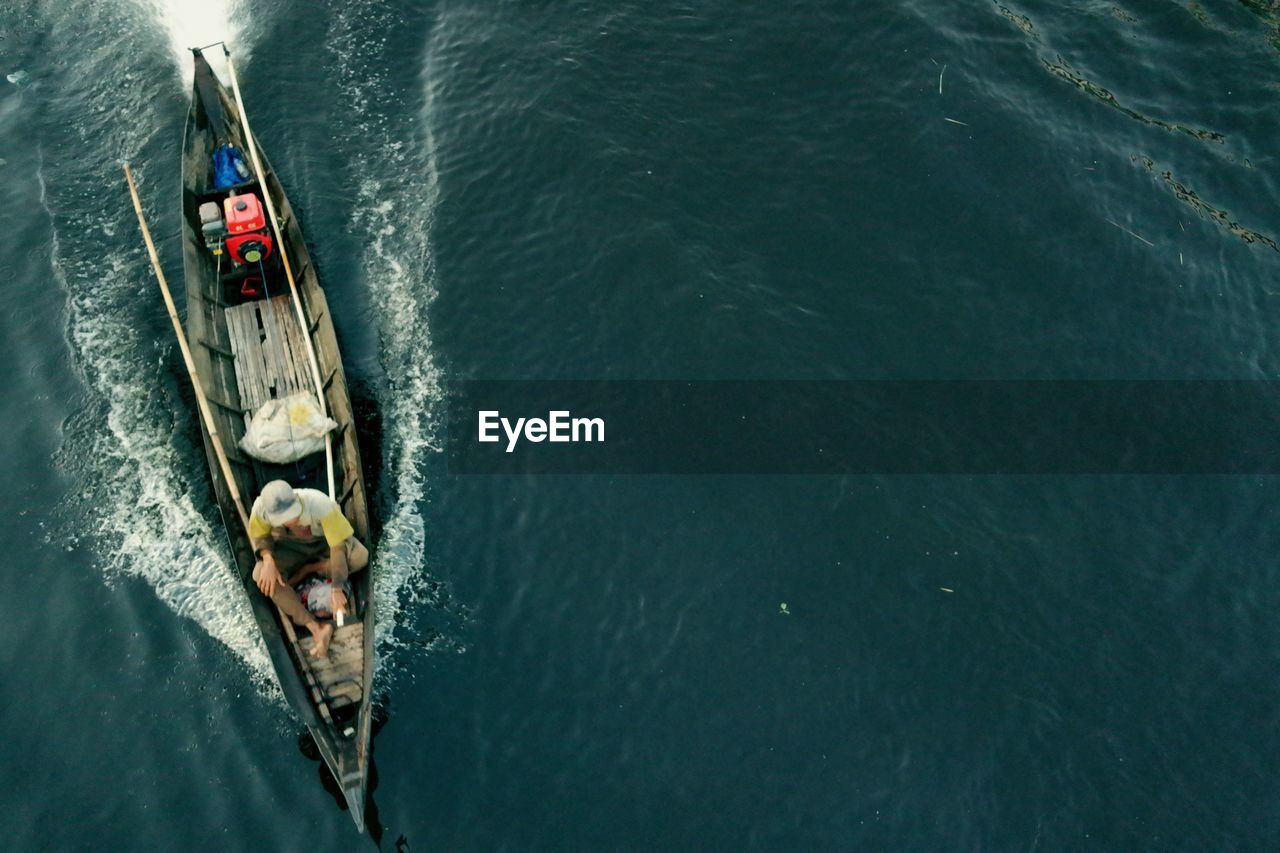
[178,46,375,831]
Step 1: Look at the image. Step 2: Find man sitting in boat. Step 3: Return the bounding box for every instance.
[249,480,369,658]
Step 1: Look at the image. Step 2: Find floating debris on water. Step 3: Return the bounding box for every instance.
[1104,217,1155,247]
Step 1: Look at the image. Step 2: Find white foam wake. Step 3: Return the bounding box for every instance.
[135,0,246,80]
[329,2,447,659]
[38,0,278,695]
[54,243,277,690]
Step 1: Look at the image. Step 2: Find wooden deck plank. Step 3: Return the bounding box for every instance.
[297,621,364,677]
[238,307,261,408]
[264,298,294,395]
[226,299,289,414]
[254,298,277,402]
[306,639,363,673]
[283,302,309,398]
[244,302,272,409]
[273,297,308,398]
[278,300,306,398]
[226,295,337,441]
[255,300,278,401]
[232,304,261,411]
[223,306,254,414]
[253,303,274,405]
[311,656,363,683]
[305,629,363,660]
[261,297,298,401]
[325,681,363,706]
[224,314,246,401]
[243,305,268,411]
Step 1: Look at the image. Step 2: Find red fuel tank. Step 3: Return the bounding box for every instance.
[226,232,274,265]
[223,194,266,234]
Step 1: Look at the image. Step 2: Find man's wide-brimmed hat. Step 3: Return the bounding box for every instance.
[260,480,303,526]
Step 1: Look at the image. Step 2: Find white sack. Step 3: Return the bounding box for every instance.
[239,392,337,464]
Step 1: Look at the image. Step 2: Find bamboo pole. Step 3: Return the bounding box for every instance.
[123,163,252,533]
[123,163,335,704]
[222,49,336,500]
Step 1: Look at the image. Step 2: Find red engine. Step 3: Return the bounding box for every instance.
[223,193,274,265]
[224,194,265,233]
[226,232,274,264]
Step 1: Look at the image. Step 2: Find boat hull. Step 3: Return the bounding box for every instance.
[180,48,375,830]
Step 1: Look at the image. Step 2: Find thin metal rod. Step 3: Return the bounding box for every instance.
[222,50,337,500]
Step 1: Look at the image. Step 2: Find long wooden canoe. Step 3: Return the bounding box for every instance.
[180,46,375,831]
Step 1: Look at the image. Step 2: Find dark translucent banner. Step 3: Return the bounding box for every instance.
[444,381,1280,474]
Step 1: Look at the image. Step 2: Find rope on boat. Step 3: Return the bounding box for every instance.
[223,49,337,501]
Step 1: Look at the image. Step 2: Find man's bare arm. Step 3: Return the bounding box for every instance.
[329,543,350,584]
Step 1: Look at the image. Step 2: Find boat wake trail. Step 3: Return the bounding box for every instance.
[329,2,457,668]
[138,0,246,77]
[37,0,279,696]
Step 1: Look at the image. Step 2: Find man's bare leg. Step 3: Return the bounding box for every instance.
[308,621,334,657]
[287,541,369,581]
[285,561,324,587]
[290,540,371,581]
[255,560,335,657]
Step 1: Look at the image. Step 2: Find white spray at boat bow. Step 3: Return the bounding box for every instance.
[138,0,246,80]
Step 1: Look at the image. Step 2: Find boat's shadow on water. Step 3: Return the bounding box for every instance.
[298,699,404,848]
[348,380,383,521]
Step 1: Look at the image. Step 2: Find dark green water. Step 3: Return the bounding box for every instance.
[3,0,1280,849]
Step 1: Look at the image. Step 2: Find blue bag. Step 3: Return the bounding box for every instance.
[213,144,252,189]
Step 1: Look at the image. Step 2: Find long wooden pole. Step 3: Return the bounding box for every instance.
[124,163,336,709]
[222,49,336,500]
[123,163,252,533]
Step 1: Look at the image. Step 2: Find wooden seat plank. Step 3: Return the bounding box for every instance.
[296,617,363,666]
[307,639,363,670]
[325,681,363,706]
[297,622,364,689]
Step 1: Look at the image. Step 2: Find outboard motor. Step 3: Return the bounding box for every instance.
[223,192,274,265]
